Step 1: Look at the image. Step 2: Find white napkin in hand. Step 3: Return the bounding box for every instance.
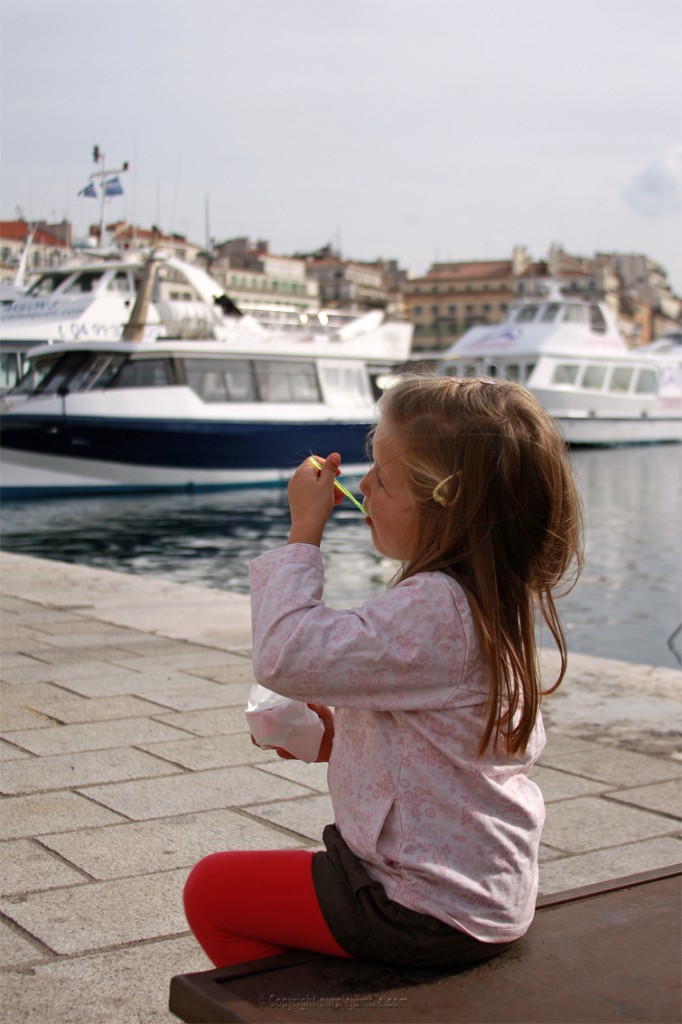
[245,684,324,763]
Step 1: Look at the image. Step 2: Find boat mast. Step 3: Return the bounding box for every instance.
[88,146,129,247]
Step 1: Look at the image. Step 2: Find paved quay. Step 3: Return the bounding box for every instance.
[0,550,680,1024]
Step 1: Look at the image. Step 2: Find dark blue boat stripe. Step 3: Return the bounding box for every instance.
[0,416,372,470]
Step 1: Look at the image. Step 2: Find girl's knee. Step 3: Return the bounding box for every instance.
[183,852,227,919]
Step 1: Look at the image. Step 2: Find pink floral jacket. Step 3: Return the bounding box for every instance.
[250,543,545,942]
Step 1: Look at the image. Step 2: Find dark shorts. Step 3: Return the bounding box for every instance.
[312,824,514,968]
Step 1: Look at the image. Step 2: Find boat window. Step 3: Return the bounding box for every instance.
[26,273,68,296]
[183,359,256,402]
[582,365,607,389]
[110,359,174,388]
[562,305,587,324]
[551,364,580,385]
[22,352,93,395]
[609,366,633,392]
[68,354,128,392]
[107,271,134,293]
[9,354,61,394]
[514,305,539,323]
[255,360,320,402]
[505,364,520,381]
[634,368,657,394]
[1,352,27,392]
[63,271,105,295]
[540,304,561,323]
[589,306,607,333]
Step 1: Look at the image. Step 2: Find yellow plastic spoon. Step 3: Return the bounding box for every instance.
[308,457,367,514]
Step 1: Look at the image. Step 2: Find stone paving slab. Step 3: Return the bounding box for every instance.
[1,716,190,757]
[1,839,88,895]
[529,764,600,801]
[540,743,682,786]
[78,764,315,820]
[0,739,29,761]
[150,706,250,737]
[0,551,252,650]
[542,795,679,853]
[40,807,308,881]
[247,793,336,842]
[0,868,190,954]
[1,791,126,840]
[1,658,147,688]
[610,778,682,817]
[0,703,59,733]
[46,667,236,700]
[1,688,165,725]
[538,836,682,894]
[0,919,46,967]
[139,731,277,771]
[132,680,248,712]
[1,551,680,1024]
[0,934,207,1024]
[0,747,178,796]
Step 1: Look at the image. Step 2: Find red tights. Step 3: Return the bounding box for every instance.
[183,849,351,967]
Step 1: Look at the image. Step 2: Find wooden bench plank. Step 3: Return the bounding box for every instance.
[170,865,682,1024]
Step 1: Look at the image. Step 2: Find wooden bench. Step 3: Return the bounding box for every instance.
[170,864,681,1023]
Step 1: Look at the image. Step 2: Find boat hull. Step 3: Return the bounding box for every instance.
[0,415,372,498]
[553,414,682,446]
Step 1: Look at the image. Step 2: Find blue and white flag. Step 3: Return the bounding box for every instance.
[78,182,97,198]
[103,176,124,197]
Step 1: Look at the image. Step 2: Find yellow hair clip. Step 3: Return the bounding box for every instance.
[432,473,460,508]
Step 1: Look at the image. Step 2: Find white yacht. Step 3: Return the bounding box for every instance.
[0,252,264,392]
[438,285,682,445]
[0,266,412,498]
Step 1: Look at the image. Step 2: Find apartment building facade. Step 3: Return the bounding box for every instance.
[0,220,72,284]
[207,237,319,318]
[404,252,529,352]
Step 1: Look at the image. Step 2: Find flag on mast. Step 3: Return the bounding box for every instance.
[78,182,97,198]
[104,176,124,197]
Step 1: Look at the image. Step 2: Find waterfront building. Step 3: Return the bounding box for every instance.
[207,237,319,320]
[0,219,72,285]
[404,248,531,351]
[593,252,681,344]
[106,222,203,265]
[303,245,399,315]
[405,244,681,351]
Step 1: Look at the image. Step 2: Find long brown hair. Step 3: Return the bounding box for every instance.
[376,375,583,756]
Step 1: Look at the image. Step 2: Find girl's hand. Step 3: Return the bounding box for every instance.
[287,453,343,547]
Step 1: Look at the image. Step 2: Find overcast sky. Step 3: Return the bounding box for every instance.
[1,0,681,291]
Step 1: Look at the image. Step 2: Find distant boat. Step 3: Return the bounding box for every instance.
[0,251,264,392]
[437,283,682,445]
[0,224,36,307]
[0,258,413,498]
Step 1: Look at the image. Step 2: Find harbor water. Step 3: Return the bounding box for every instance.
[1,445,680,670]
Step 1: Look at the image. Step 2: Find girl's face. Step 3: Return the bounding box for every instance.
[360,418,419,561]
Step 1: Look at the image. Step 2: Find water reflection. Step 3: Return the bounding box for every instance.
[1,446,680,668]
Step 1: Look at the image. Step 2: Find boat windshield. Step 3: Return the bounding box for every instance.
[514,305,539,323]
[63,271,105,295]
[10,351,128,395]
[589,305,607,333]
[26,272,70,296]
[540,303,561,323]
[562,305,587,324]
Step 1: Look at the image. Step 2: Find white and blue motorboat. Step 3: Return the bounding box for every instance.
[0,251,260,392]
[0,313,412,499]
